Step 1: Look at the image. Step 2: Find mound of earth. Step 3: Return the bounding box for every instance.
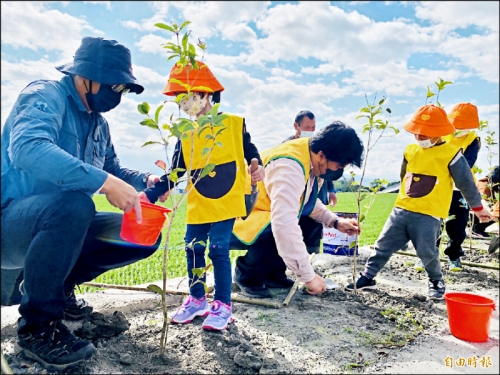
[1,244,498,374]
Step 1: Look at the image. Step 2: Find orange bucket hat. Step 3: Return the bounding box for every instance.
[448,102,479,129]
[163,61,224,96]
[404,104,455,137]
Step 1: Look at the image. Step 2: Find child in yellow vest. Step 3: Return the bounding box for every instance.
[140,61,264,330]
[346,104,494,300]
[434,103,481,272]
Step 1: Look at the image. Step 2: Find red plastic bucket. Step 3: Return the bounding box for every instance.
[444,292,498,342]
[120,202,171,246]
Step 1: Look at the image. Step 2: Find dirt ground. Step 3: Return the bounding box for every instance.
[1,238,499,374]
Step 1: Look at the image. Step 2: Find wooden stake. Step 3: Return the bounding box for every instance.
[283,253,316,306]
[82,282,281,308]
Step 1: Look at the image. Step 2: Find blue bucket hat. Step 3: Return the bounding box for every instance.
[56,37,144,94]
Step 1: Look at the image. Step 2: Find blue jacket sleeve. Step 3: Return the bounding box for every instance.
[144,139,185,203]
[8,85,107,193]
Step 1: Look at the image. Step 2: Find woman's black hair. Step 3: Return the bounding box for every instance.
[309,120,365,168]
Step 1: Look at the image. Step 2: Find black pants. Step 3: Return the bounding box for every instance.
[437,190,469,260]
[1,191,160,325]
[231,217,323,287]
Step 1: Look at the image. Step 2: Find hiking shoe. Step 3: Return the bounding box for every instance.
[169,295,209,324]
[18,281,93,320]
[64,287,93,320]
[17,318,96,371]
[345,273,377,291]
[234,278,272,298]
[414,259,425,272]
[428,279,446,300]
[448,258,463,272]
[202,300,233,331]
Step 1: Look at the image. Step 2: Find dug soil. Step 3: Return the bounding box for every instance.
[2,240,499,374]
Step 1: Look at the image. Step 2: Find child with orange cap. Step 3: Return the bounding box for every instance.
[432,103,481,272]
[346,104,494,300]
[140,61,264,330]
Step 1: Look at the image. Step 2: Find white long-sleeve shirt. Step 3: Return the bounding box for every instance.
[265,158,339,283]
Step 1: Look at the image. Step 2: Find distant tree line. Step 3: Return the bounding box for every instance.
[334,177,399,193]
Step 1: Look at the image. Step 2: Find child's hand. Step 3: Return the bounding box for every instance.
[138,192,152,203]
[474,208,495,223]
[249,165,265,182]
[158,191,171,203]
[146,174,161,188]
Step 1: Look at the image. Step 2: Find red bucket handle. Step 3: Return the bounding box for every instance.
[493,304,499,319]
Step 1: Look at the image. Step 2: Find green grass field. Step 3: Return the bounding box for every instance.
[82,192,396,291]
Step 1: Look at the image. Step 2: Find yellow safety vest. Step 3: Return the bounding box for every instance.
[181,113,246,224]
[232,137,311,245]
[443,132,480,183]
[395,143,461,219]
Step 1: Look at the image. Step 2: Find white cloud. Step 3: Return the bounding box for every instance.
[0,2,102,58]
[121,2,171,32]
[171,1,270,40]
[415,1,499,33]
[135,33,176,55]
[1,59,66,129]
[84,1,112,10]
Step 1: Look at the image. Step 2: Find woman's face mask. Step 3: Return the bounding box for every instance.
[320,167,344,181]
[416,139,437,148]
[179,92,208,117]
[85,81,122,113]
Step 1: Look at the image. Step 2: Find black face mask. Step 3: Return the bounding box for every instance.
[85,80,122,113]
[320,167,344,182]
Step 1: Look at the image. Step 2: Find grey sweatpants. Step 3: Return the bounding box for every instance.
[364,207,443,280]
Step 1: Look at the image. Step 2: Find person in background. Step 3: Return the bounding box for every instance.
[231,122,363,298]
[283,110,341,254]
[346,104,494,300]
[473,166,499,254]
[429,103,481,272]
[140,61,265,331]
[1,37,162,370]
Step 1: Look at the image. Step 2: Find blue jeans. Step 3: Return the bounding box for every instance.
[1,191,160,326]
[184,218,235,305]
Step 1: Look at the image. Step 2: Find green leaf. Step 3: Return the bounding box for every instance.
[378,98,385,105]
[155,23,174,32]
[169,78,191,91]
[182,32,188,51]
[359,213,365,223]
[138,102,150,115]
[437,101,442,107]
[191,267,207,278]
[170,171,179,183]
[386,108,392,114]
[215,141,223,148]
[179,20,191,30]
[155,105,164,124]
[201,147,210,157]
[200,163,216,178]
[426,86,435,99]
[203,282,209,293]
[196,240,206,247]
[349,241,357,249]
[211,114,229,125]
[140,119,159,130]
[197,124,212,139]
[209,103,220,117]
[191,85,213,92]
[215,127,227,137]
[142,141,163,147]
[146,284,163,295]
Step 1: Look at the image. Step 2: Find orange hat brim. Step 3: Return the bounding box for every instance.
[163,62,224,96]
[404,120,455,137]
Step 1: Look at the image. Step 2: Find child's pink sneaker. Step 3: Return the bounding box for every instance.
[169,295,209,324]
[202,300,233,331]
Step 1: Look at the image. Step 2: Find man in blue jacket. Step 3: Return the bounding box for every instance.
[1,37,161,371]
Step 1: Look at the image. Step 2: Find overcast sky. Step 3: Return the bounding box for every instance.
[2,1,499,183]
